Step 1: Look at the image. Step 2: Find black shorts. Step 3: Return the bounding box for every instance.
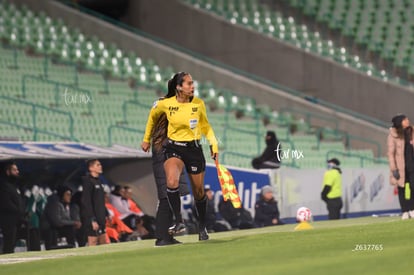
[84,221,106,237]
[165,139,206,174]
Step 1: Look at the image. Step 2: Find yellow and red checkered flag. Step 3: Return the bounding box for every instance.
[215,159,241,208]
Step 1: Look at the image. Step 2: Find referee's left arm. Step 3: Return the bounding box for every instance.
[199,100,218,153]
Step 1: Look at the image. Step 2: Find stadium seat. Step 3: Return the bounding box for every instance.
[0,0,383,168]
[185,0,414,86]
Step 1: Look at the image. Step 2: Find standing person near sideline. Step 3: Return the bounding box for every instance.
[387,114,414,219]
[321,158,343,220]
[0,162,25,254]
[80,159,107,246]
[150,90,189,245]
[141,72,219,241]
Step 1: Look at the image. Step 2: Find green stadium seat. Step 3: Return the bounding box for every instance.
[192,0,396,82]
[0,1,384,168]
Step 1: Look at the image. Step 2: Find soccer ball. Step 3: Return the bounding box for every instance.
[296,207,312,222]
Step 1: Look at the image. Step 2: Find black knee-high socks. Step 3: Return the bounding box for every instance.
[155,198,173,241]
[166,187,182,223]
[195,195,208,227]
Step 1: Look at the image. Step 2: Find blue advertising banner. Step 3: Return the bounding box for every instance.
[181,163,272,217]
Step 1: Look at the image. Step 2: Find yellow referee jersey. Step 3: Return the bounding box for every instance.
[143,96,219,153]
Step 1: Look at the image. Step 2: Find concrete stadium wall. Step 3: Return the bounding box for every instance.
[8,0,388,156]
[121,0,414,124]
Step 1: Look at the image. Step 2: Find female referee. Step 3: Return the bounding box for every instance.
[141,72,218,241]
[151,93,189,246]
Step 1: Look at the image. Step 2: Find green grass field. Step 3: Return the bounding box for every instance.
[0,216,412,275]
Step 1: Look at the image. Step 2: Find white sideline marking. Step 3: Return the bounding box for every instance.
[0,253,76,265]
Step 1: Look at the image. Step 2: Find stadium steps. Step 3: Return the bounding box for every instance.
[183,0,413,87]
[282,0,414,82]
[0,0,384,168]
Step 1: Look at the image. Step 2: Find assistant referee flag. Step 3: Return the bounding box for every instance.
[215,159,241,208]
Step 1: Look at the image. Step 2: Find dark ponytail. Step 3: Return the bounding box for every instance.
[166,72,188,98]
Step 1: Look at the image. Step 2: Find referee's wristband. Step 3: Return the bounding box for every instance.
[210,144,218,154]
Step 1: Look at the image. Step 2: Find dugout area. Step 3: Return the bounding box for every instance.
[0,141,159,216]
[0,141,401,226]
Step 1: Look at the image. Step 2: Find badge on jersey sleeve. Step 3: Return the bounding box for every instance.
[189,118,198,129]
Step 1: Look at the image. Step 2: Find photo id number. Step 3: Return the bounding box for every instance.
[352,244,383,251]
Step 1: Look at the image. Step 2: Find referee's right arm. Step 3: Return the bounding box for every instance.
[143,101,164,144]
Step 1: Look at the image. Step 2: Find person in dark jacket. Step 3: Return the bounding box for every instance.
[44,186,81,249]
[80,159,107,246]
[218,198,254,230]
[252,131,281,169]
[0,162,25,254]
[254,185,283,227]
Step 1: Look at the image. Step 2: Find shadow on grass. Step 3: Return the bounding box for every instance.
[188,236,247,245]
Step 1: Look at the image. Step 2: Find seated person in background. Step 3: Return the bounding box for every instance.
[123,185,144,216]
[69,187,86,247]
[104,190,133,243]
[123,185,155,239]
[254,185,283,227]
[43,186,81,249]
[218,197,254,230]
[252,131,281,169]
[192,186,230,232]
[110,185,142,230]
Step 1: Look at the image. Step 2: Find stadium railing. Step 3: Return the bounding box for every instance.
[326,150,388,168]
[315,127,382,157]
[21,74,93,115]
[0,0,388,169]
[107,125,144,147]
[55,0,389,130]
[0,95,76,141]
